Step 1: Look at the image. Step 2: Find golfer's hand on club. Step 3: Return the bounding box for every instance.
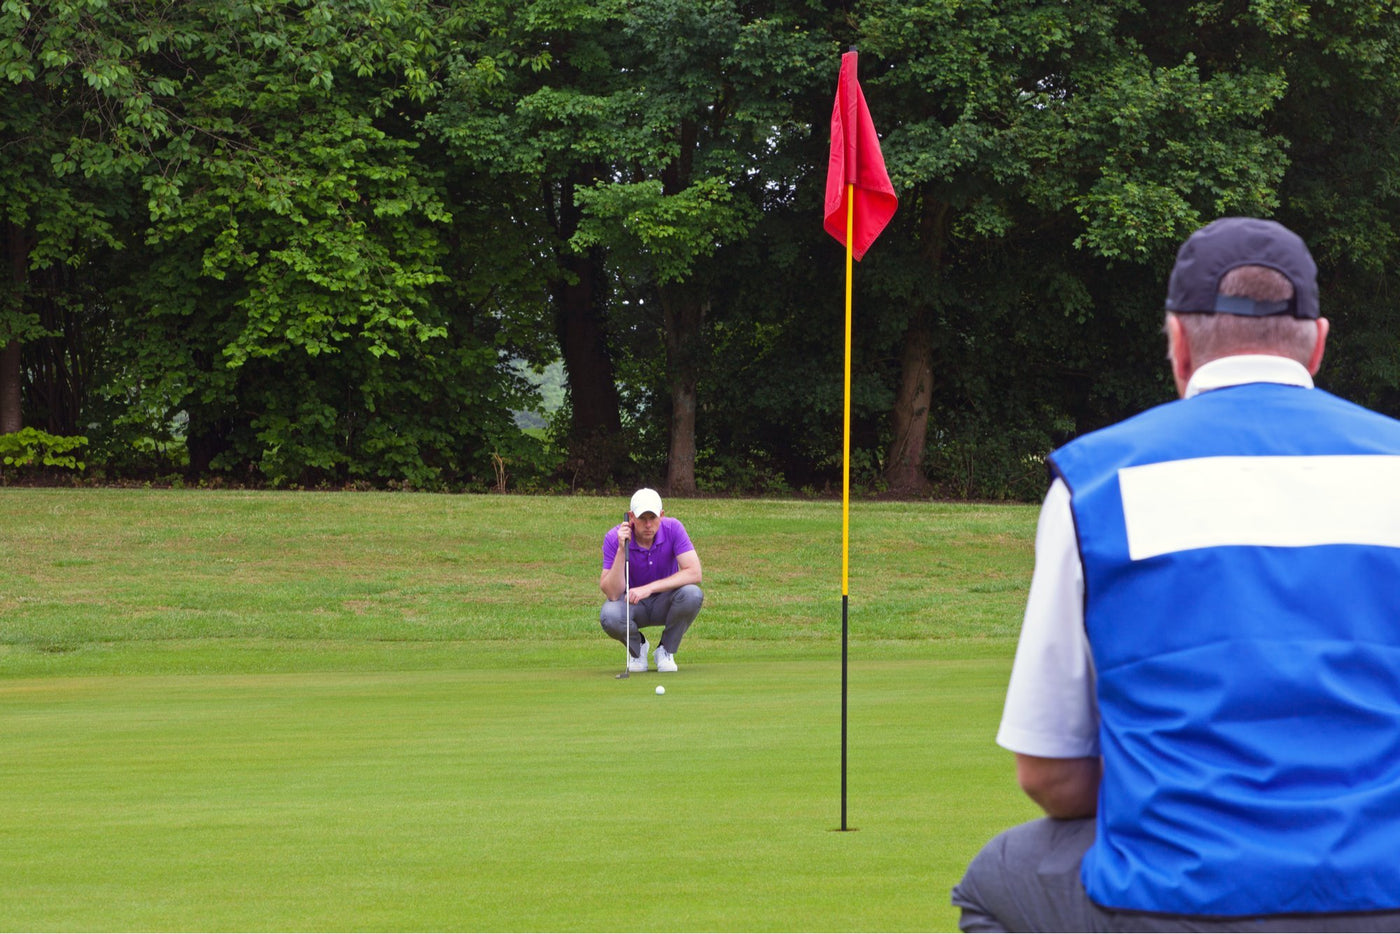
[617,521,631,545]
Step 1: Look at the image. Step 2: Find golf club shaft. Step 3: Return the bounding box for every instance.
[627,515,632,669]
[624,512,631,675]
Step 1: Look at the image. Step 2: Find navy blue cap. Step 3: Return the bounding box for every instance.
[1165,217,1319,319]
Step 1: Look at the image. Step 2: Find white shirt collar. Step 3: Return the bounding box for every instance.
[1183,354,1314,399]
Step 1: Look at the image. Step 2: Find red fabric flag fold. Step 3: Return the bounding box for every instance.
[824,51,897,261]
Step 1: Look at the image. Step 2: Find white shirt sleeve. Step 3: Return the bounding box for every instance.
[995,478,1101,758]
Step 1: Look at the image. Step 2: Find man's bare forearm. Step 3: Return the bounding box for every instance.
[1016,754,1101,819]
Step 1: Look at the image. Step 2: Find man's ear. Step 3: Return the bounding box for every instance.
[1307,317,1330,375]
[1166,314,1193,398]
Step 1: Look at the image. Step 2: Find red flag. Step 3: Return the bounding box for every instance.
[824,50,897,261]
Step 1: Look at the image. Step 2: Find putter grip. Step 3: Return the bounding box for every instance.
[621,512,630,588]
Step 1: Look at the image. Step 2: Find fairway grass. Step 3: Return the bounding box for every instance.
[2,647,1036,932]
[1,490,1042,931]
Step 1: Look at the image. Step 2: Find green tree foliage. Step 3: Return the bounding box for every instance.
[854,0,1294,494]
[4,0,1400,496]
[427,0,636,487]
[0,0,160,434]
[567,0,832,493]
[1266,2,1400,417]
[3,0,544,487]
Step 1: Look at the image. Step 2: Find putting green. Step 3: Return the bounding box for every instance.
[0,645,1034,931]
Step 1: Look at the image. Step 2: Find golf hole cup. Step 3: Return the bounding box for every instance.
[655,685,666,695]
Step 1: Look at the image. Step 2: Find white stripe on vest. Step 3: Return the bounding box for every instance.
[1119,455,1400,560]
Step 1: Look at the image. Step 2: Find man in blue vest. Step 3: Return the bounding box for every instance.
[952,217,1400,931]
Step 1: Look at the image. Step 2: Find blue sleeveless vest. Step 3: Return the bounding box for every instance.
[1051,382,1400,916]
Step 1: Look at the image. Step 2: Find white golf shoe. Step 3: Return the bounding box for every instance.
[655,645,678,673]
[628,639,650,673]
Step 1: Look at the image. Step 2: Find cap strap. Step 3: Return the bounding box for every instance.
[1212,294,1295,317]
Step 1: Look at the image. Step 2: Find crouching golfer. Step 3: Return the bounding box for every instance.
[599,488,703,673]
[953,217,1400,931]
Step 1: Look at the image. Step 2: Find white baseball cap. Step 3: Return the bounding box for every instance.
[629,488,663,517]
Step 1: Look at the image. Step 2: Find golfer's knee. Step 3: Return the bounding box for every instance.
[674,584,704,610]
[600,600,627,635]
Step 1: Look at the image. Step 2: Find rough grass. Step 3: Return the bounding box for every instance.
[2,490,1037,658]
[0,489,1041,931]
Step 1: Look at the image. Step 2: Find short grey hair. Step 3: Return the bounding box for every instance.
[1166,265,1319,365]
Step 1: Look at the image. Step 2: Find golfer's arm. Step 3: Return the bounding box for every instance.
[1015,753,1100,819]
[644,551,702,595]
[600,559,626,602]
[671,550,702,588]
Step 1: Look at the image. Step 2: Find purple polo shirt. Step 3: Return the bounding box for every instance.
[602,517,695,589]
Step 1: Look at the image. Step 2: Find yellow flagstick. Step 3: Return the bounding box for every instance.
[841,183,854,832]
[843,184,853,596]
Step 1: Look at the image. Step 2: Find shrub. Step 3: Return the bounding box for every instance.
[0,428,89,482]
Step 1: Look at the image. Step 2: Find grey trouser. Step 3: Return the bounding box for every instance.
[952,817,1400,932]
[599,584,703,657]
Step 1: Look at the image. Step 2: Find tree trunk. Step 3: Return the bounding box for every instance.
[1,222,27,434]
[883,314,934,495]
[553,246,625,487]
[655,119,705,495]
[544,165,626,489]
[659,284,705,495]
[882,198,949,495]
[0,339,20,435]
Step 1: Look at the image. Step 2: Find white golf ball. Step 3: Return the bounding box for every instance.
[655,685,666,695]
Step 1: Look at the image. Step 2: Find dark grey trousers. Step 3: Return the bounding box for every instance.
[952,817,1400,932]
[599,584,703,656]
